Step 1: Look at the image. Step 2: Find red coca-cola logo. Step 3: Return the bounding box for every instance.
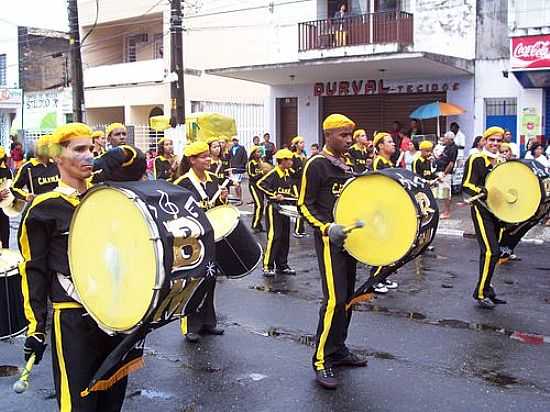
[511,35,550,69]
[513,41,550,60]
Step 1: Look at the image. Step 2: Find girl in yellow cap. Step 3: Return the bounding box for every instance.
[173,141,228,343]
[348,129,372,173]
[154,137,179,181]
[246,145,265,233]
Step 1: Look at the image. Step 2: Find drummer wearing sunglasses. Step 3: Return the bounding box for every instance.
[298,114,368,390]
[462,126,507,309]
[18,123,134,411]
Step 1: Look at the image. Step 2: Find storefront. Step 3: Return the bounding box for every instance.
[0,88,22,148]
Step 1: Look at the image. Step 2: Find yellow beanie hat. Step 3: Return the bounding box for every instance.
[291,136,304,145]
[373,132,391,147]
[184,141,210,157]
[106,122,126,137]
[51,123,93,145]
[483,126,505,139]
[419,140,433,150]
[353,129,366,140]
[274,148,294,160]
[322,114,355,131]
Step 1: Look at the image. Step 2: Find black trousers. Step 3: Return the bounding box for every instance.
[249,184,264,230]
[51,305,127,412]
[0,209,9,248]
[500,218,541,254]
[294,216,305,235]
[312,230,357,370]
[263,203,290,270]
[471,205,502,300]
[180,276,217,334]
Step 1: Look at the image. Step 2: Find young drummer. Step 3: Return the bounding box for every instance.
[462,126,507,309]
[174,141,228,342]
[0,147,13,247]
[154,137,179,180]
[91,130,106,157]
[246,145,265,233]
[12,134,59,203]
[412,141,436,181]
[348,129,370,174]
[298,114,368,390]
[105,123,127,148]
[290,136,307,238]
[19,123,134,411]
[209,139,230,181]
[257,148,298,277]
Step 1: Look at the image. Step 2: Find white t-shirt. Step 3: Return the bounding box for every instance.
[507,142,520,158]
[453,130,466,148]
[468,147,481,157]
[534,154,550,168]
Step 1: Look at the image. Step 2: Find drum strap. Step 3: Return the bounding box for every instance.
[320,149,355,176]
[57,272,82,304]
[187,172,210,203]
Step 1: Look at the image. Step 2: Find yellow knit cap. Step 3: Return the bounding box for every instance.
[483,126,505,139]
[36,134,51,148]
[184,141,210,157]
[499,142,511,150]
[51,123,93,144]
[275,148,293,160]
[106,122,126,137]
[322,114,355,131]
[373,132,391,147]
[0,147,5,158]
[353,129,366,140]
[291,136,304,145]
[91,130,104,139]
[250,145,261,155]
[419,140,433,150]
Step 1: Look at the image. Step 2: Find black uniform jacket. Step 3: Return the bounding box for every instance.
[412,155,436,180]
[257,166,298,204]
[173,169,226,210]
[154,155,176,180]
[462,152,493,198]
[372,155,394,171]
[246,159,263,185]
[12,158,59,200]
[348,144,370,174]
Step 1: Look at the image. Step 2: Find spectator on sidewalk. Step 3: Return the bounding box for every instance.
[530,143,549,168]
[503,129,520,159]
[408,118,422,139]
[310,143,320,157]
[468,135,485,157]
[230,136,248,205]
[435,131,458,219]
[449,122,466,150]
[262,132,276,164]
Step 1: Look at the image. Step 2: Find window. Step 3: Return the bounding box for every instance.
[0,54,6,86]
[153,33,164,59]
[515,0,550,29]
[485,98,517,116]
[124,33,148,63]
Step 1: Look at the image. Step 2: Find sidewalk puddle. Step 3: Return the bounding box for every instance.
[129,389,174,400]
[0,365,18,377]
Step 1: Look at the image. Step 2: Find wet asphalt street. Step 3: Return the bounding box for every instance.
[1,214,550,411]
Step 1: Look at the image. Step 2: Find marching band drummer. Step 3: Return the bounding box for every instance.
[348,129,371,174]
[462,126,507,309]
[246,145,265,233]
[19,123,134,411]
[91,130,106,157]
[0,147,13,247]
[154,137,179,180]
[298,114,368,390]
[105,123,127,148]
[12,134,59,203]
[412,140,437,181]
[174,141,228,343]
[257,148,298,277]
[290,136,307,238]
[371,132,399,293]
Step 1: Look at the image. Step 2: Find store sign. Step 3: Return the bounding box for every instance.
[511,35,550,69]
[0,88,22,107]
[23,90,71,130]
[313,79,460,96]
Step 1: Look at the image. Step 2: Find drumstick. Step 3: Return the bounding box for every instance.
[464,192,486,204]
[210,178,231,206]
[271,196,298,202]
[13,355,35,394]
[343,220,365,234]
[27,168,34,195]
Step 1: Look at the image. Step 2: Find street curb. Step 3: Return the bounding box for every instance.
[437,228,545,244]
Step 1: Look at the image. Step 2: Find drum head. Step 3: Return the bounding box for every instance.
[335,175,418,266]
[69,187,160,332]
[486,162,541,223]
[0,249,22,273]
[205,205,240,242]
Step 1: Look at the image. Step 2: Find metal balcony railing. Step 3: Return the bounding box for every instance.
[298,11,414,52]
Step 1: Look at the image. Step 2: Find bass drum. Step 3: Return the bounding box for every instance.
[485,159,550,224]
[69,180,215,334]
[0,249,27,340]
[205,204,262,278]
[334,168,439,267]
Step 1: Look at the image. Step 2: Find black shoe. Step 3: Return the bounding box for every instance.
[185,332,200,343]
[276,267,296,276]
[315,368,338,389]
[332,352,368,368]
[263,268,275,277]
[253,227,262,234]
[201,326,225,335]
[476,297,495,309]
[490,296,507,305]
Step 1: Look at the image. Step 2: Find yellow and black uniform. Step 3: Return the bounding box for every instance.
[92,145,146,183]
[246,158,265,231]
[347,143,369,174]
[11,158,59,200]
[92,146,106,158]
[153,155,176,180]
[0,163,13,247]
[292,152,308,236]
[462,152,501,300]
[18,181,129,411]
[297,148,356,370]
[174,169,225,334]
[372,155,394,171]
[412,155,435,180]
[257,165,298,271]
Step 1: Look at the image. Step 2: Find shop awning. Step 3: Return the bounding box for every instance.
[206,52,473,85]
[512,69,550,88]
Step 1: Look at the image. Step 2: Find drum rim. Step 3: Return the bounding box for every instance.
[206,204,241,242]
[486,160,543,223]
[68,185,166,333]
[0,249,23,277]
[220,239,263,279]
[333,171,422,266]
[0,326,27,341]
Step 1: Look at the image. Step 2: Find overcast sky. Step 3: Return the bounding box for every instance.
[3,0,68,31]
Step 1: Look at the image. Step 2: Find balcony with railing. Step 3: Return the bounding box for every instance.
[298,11,413,52]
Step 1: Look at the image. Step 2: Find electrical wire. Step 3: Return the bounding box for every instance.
[81,0,100,45]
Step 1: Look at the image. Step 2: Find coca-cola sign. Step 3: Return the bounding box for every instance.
[511,35,550,69]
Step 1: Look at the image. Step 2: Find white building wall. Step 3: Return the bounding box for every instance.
[0,22,20,88]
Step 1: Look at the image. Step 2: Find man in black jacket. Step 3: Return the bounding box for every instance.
[229,137,247,205]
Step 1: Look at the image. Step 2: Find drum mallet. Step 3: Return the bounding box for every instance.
[464,192,487,204]
[343,220,365,234]
[13,354,35,394]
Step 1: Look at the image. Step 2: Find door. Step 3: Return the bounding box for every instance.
[485,98,518,151]
[278,98,298,148]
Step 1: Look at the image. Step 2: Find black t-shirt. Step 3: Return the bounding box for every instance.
[436,143,458,172]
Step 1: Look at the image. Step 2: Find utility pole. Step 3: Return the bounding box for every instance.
[67,0,85,122]
[170,0,186,126]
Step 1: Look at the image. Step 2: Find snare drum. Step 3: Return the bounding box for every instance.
[277,204,300,218]
[334,168,439,267]
[205,204,262,278]
[69,180,216,333]
[485,159,550,224]
[0,249,27,340]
